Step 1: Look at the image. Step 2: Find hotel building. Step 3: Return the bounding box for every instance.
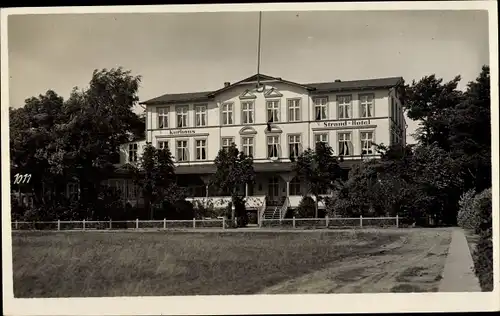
[110,74,406,221]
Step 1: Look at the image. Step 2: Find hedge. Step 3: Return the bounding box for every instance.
[472,227,493,291]
[470,188,493,291]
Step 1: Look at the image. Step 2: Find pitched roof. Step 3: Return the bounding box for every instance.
[140,91,213,105]
[140,74,403,105]
[307,77,404,93]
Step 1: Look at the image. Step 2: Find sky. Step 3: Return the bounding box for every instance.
[7,10,490,143]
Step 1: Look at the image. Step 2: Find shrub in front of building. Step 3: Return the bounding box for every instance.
[225,197,249,228]
[155,199,195,220]
[296,196,316,218]
[193,200,220,219]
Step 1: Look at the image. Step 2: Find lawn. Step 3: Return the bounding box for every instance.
[11,229,452,297]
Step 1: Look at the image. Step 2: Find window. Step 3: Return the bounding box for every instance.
[314,133,328,146]
[338,132,353,156]
[242,136,254,157]
[360,131,374,155]
[176,140,189,161]
[222,103,233,125]
[128,143,138,162]
[289,177,301,196]
[158,107,169,129]
[337,95,352,119]
[176,106,189,128]
[158,140,169,150]
[221,137,234,152]
[359,94,374,118]
[67,183,79,199]
[288,134,301,159]
[266,100,280,122]
[195,139,207,160]
[288,99,301,122]
[195,105,207,127]
[241,101,254,124]
[267,135,280,159]
[313,97,328,120]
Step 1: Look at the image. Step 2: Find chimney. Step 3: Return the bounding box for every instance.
[224,82,231,87]
[335,79,341,82]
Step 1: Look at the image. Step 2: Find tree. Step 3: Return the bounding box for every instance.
[10,67,146,220]
[51,68,145,215]
[447,66,491,192]
[296,196,316,218]
[211,144,255,226]
[9,91,67,205]
[293,142,343,218]
[128,144,182,219]
[404,75,464,150]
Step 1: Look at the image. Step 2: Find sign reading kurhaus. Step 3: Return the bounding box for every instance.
[169,130,196,135]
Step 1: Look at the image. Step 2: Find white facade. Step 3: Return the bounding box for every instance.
[121,75,406,166]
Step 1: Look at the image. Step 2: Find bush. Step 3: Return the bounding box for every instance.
[172,200,195,220]
[234,196,249,227]
[296,196,316,218]
[457,188,477,229]
[20,194,84,221]
[224,197,248,228]
[472,188,492,234]
[193,200,213,219]
[469,188,493,292]
[155,199,195,220]
[472,228,493,291]
[10,198,27,221]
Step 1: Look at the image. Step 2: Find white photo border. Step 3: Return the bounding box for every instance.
[1,1,499,315]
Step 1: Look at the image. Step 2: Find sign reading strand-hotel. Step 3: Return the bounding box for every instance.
[320,119,372,128]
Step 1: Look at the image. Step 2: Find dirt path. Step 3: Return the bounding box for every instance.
[260,229,452,294]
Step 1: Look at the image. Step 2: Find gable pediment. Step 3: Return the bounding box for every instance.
[264,87,283,98]
[239,126,257,135]
[240,74,277,83]
[239,89,257,100]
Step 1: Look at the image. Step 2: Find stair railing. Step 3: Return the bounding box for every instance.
[258,196,267,227]
[279,196,290,219]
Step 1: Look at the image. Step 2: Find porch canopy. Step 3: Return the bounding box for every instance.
[174,160,359,175]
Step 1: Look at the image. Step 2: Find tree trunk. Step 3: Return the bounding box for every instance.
[231,195,236,226]
[314,195,319,218]
[145,196,152,220]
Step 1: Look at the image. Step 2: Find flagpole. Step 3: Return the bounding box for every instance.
[257,11,262,89]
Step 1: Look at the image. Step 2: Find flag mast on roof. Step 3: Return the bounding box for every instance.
[256,11,264,92]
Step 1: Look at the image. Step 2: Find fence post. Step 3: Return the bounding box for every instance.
[109,219,112,230]
[193,218,196,229]
[15,220,18,230]
[83,219,86,231]
[222,217,226,230]
[326,215,329,228]
[293,216,296,229]
[163,218,166,230]
[57,220,60,231]
[136,218,139,230]
[360,215,363,228]
[396,215,399,228]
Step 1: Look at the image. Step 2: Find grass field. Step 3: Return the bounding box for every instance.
[11,228,452,297]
